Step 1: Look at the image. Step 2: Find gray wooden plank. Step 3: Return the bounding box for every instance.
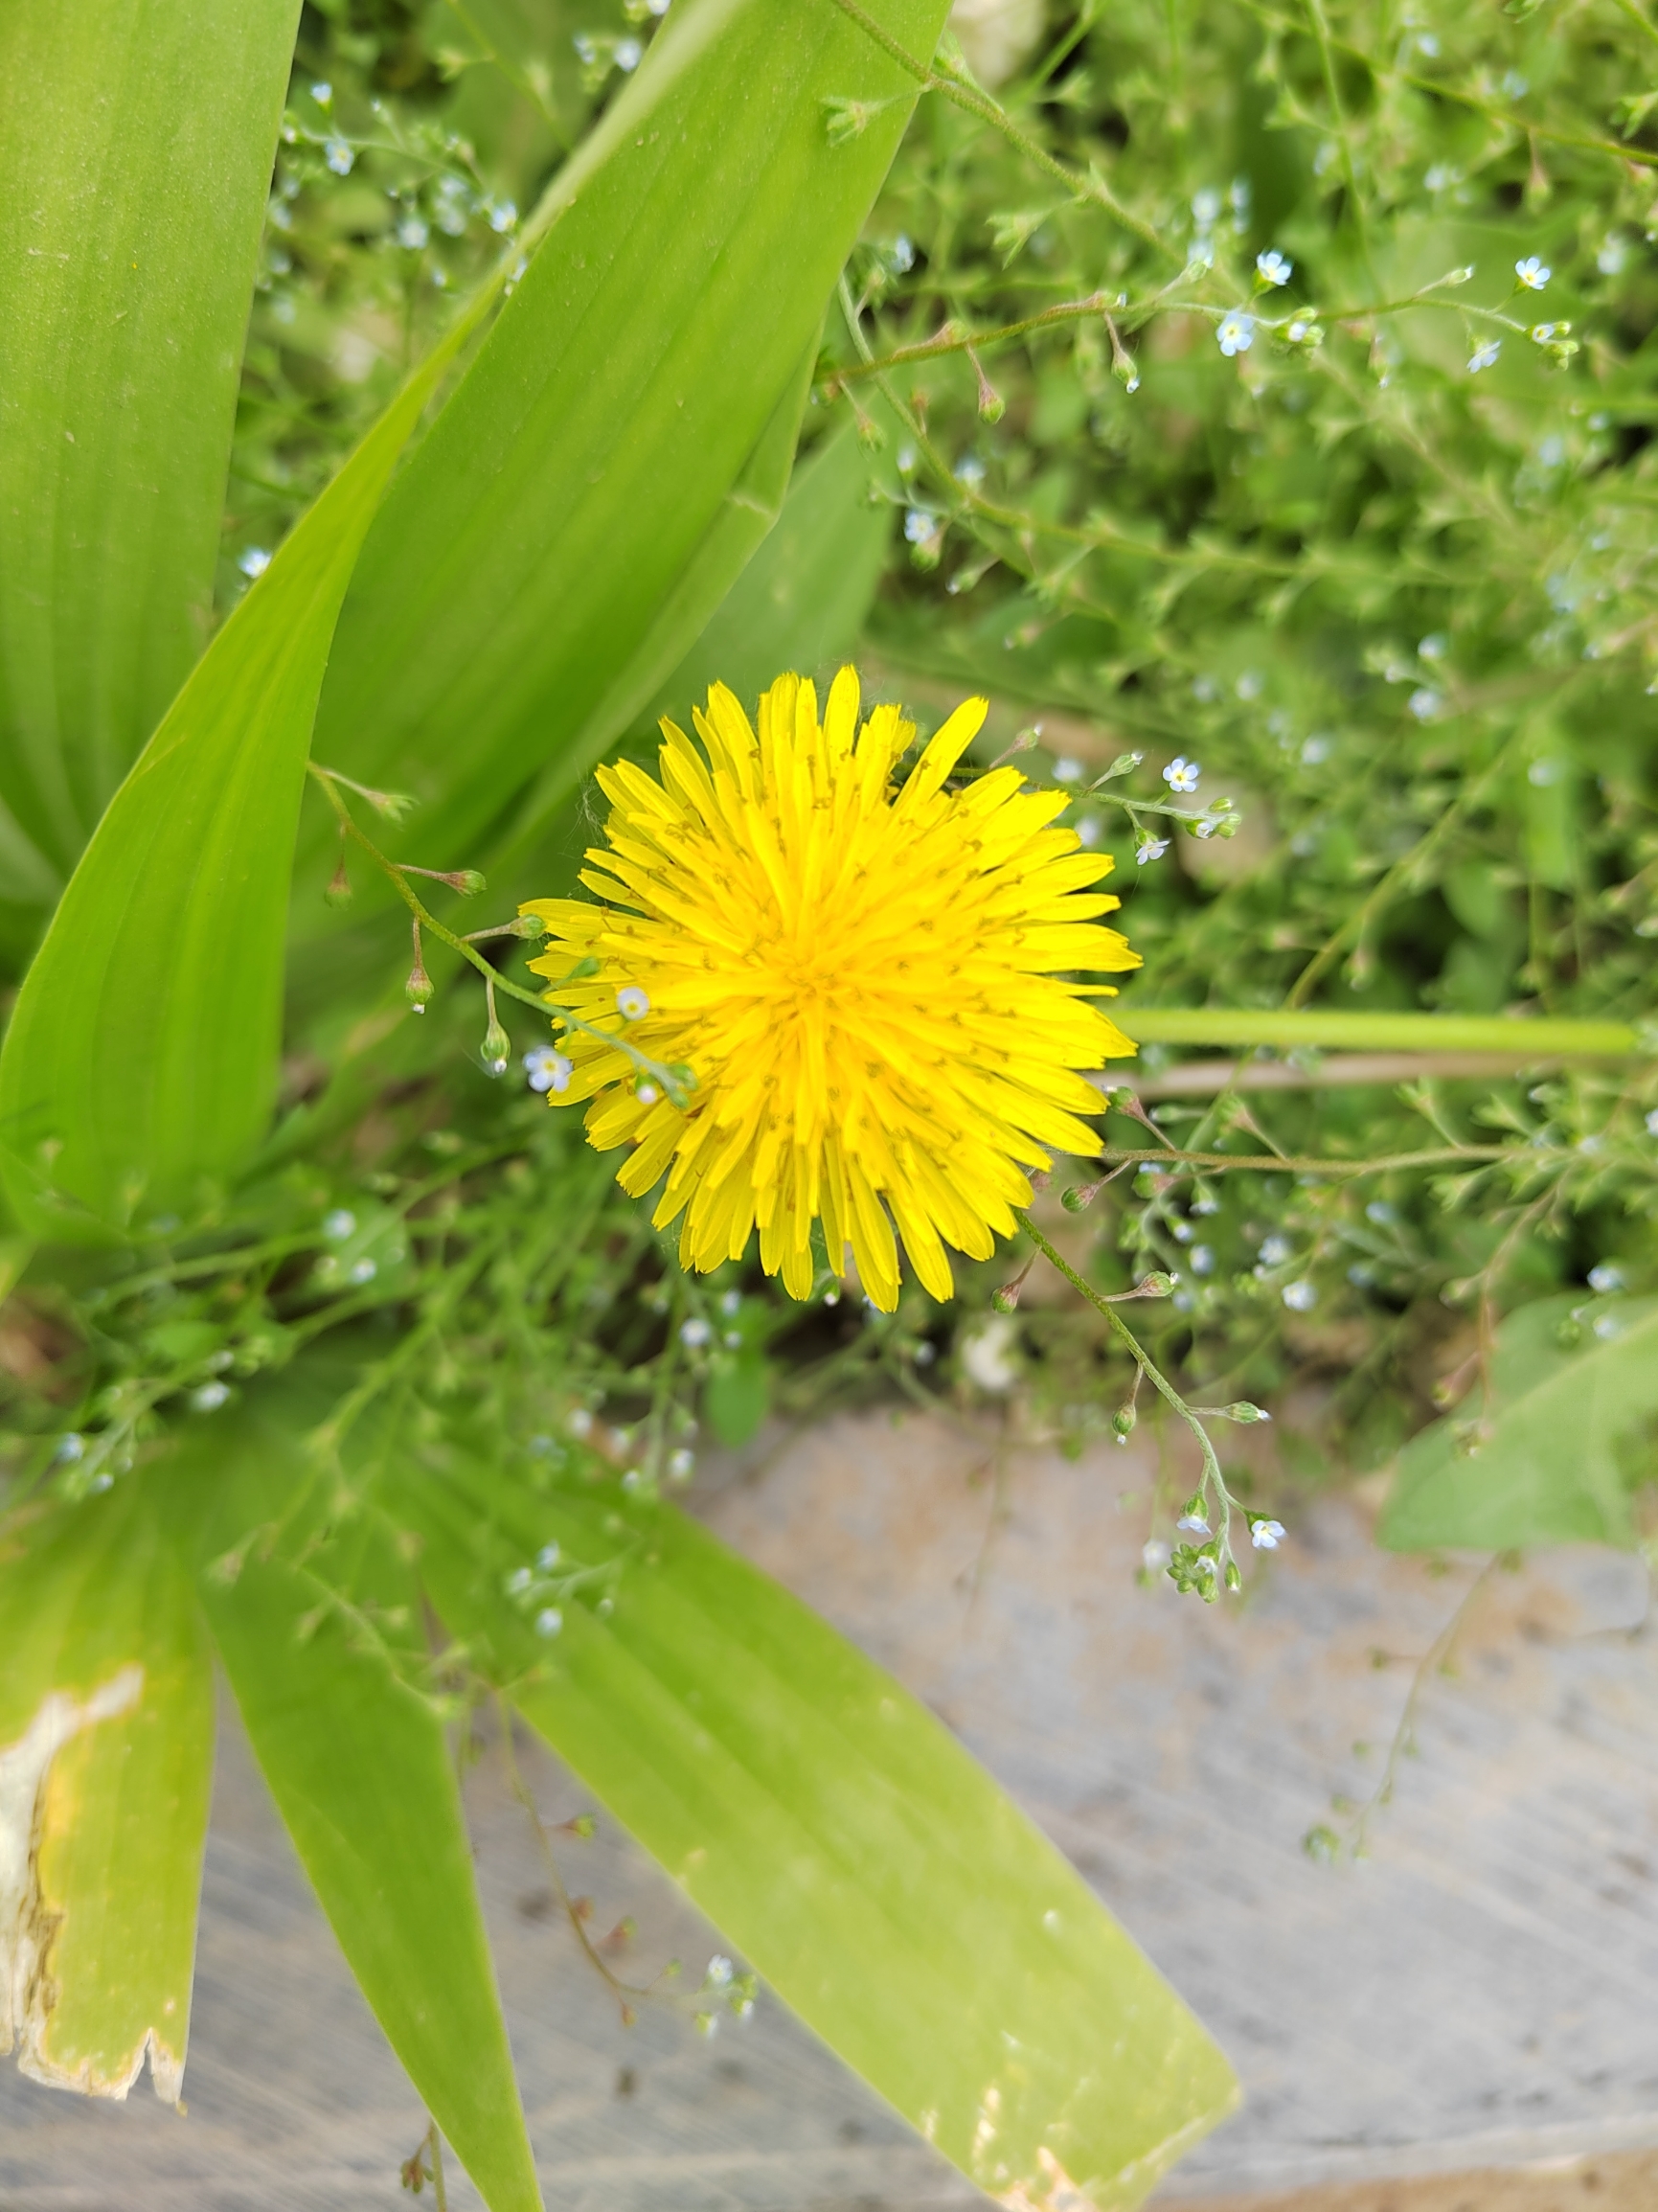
[4,1409,1657,2207]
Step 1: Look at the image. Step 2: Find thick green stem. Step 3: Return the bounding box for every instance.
[1118,1008,1646,1057]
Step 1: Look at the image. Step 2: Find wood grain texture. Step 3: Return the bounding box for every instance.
[3,1410,1656,2206]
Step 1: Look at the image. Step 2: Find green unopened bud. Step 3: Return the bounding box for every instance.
[405,962,434,1011]
[1140,1270,1177,1297]
[324,853,352,907]
[1224,1560,1242,1592]
[1060,1183,1095,1214]
[480,1018,511,1077]
[1111,1404,1137,1439]
[1225,1400,1272,1424]
[990,1282,1021,1314]
[509,911,547,938]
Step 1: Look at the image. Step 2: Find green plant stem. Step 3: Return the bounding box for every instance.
[1093,1142,1508,1178]
[827,287,1531,385]
[307,767,693,1102]
[823,0,1173,261]
[1119,1008,1646,1056]
[1016,1214,1240,1571]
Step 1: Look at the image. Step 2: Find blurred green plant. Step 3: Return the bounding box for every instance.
[4,0,1658,2201]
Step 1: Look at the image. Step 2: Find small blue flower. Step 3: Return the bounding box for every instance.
[1163,756,1201,793]
[1135,838,1169,864]
[524,1045,573,1094]
[903,508,937,544]
[324,136,353,176]
[1256,248,1293,287]
[1467,339,1501,374]
[238,546,271,580]
[1409,688,1442,721]
[1052,757,1084,784]
[1514,256,1551,291]
[616,985,649,1021]
[1215,310,1255,357]
[1282,1280,1317,1311]
[1250,1517,1286,1550]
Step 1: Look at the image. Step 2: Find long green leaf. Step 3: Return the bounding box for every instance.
[482,338,822,883]
[0,1472,212,2102]
[302,0,956,886]
[0,0,302,922]
[491,411,889,890]
[1380,1292,1658,1552]
[641,415,892,737]
[202,1431,542,2212]
[0,325,470,1239]
[403,1458,1238,2212]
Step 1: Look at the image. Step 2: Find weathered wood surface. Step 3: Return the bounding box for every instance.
[4,1407,1657,2209]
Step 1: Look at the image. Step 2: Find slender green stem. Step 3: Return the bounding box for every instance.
[1119,1007,1647,1057]
[826,286,1533,386]
[823,0,1174,261]
[1092,1142,1510,1178]
[307,767,694,1104]
[1017,1215,1240,1579]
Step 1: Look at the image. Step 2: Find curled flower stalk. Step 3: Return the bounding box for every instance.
[523,668,1141,1310]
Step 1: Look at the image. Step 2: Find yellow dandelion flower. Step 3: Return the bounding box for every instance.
[522,667,1140,1311]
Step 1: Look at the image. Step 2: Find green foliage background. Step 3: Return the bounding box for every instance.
[2,0,1657,2203]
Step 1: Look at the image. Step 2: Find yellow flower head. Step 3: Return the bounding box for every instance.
[522,668,1139,1311]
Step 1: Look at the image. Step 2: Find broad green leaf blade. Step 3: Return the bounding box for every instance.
[0,0,302,911]
[492,386,890,889]
[0,1474,213,2102]
[1380,1293,1658,1552]
[203,1442,542,2212]
[403,1460,1238,2212]
[305,0,956,879]
[0,329,467,1239]
[643,416,892,735]
[487,338,822,878]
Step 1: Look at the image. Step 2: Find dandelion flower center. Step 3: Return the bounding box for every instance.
[522,668,1140,1311]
